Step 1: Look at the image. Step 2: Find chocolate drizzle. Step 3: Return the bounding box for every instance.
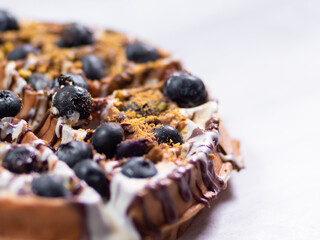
[217,144,244,171]
[169,167,192,203]
[125,125,232,238]
[17,128,32,144]
[76,199,111,240]
[195,181,210,205]
[0,118,30,143]
[205,116,220,131]
[130,196,161,239]
[190,127,204,139]
[186,129,225,201]
[198,156,224,193]
[150,180,178,225]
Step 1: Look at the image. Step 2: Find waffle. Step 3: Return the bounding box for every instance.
[0,10,243,240]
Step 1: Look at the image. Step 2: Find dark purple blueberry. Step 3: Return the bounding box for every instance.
[73,160,108,197]
[121,157,157,178]
[81,55,108,80]
[32,175,70,198]
[91,123,124,158]
[125,42,160,63]
[52,85,92,120]
[56,141,93,168]
[0,90,21,118]
[59,23,94,47]
[154,125,183,145]
[0,10,19,32]
[27,73,51,91]
[2,146,39,174]
[52,73,89,90]
[7,44,38,61]
[115,139,150,159]
[163,72,207,107]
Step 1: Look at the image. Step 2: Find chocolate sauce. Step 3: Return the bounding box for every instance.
[217,144,243,171]
[205,116,220,131]
[189,127,204,139]
[150,181,178,225]
[185,128,225,205]
[169,167,192,203]
[17,128,32,144]
[195,181,210,205]
[32,141,47,150]
[129,196,161,239]
[126,128,226,235]
[199,156,224,192]
[196,158,213,192]
[0,119,30,143]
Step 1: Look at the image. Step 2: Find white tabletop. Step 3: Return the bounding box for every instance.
[2,0,320,239]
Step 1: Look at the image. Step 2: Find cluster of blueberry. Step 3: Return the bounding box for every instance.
[1,144,71,198]
[11,40,161,90]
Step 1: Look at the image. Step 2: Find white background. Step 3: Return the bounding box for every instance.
[2,0,320,239]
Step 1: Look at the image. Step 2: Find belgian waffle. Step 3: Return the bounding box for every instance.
[0,10,243,240]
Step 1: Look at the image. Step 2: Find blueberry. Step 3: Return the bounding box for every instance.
[154,125,183,145]
[115,139,150,159]
[2,146,39,174]
[57,141,93,168]
[52,73,89,90]
[163,73,207,107]
[52,85,93,120]
[91,123,124,158]
[0,90,21,118]
[125,42,160,63]
[81,55,108,80]
[0,10,19,32]
[32,175,70,198]
[7,44,38,61]
[121,157,157,178]
[73,160,108,197]
[27,73,51,91]
[59,23,94,47]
